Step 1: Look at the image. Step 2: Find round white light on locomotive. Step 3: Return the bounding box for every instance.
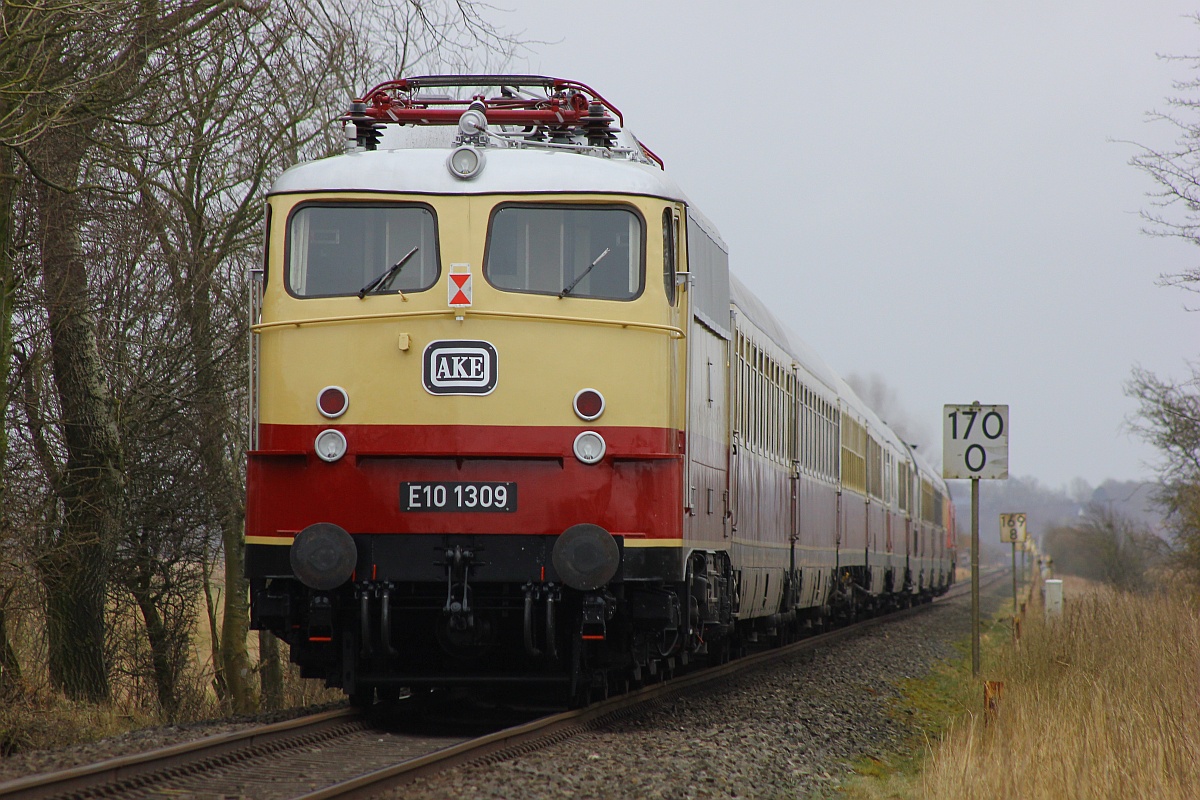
[447,145,485,180]
[315,429,348,463]
[573,431,606,465]
[317,385,349,419]
[573,388,605,421]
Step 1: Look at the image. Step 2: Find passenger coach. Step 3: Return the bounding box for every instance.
[245,76,955,705]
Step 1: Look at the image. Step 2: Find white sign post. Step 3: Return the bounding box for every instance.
[943,404,1009,479]
[944,403,1010,677]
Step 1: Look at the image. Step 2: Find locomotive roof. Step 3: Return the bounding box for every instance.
[268,145,690,201]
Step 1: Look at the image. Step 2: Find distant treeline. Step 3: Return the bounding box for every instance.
[946,477,1164,560]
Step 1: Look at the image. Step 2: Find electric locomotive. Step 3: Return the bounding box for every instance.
[245,75,956,705]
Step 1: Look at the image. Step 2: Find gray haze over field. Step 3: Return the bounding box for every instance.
[494,0,1199,490]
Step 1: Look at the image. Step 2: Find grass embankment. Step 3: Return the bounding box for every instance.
[0,648,342,757]
[0,573,342,756]
[843,577,1200,799]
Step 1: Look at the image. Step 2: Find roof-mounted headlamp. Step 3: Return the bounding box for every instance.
[447,144,485,180]
[448,102,488,180]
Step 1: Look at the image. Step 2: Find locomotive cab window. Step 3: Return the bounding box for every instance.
[663,207,678,306]
[485,204,643,300]
[287,203,439,297]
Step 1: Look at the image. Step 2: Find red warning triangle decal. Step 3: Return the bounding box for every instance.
[448,273,472,306]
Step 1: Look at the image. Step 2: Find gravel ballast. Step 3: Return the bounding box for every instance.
[395,581,1007,800]
[0,579,1006,798]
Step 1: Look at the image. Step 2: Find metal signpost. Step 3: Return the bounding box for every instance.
[999,512,1027,614]
[944,403,1009,677]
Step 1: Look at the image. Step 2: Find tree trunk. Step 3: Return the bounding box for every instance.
[258,630,283,711]
[219,517,253,712]
[0,602,20,698]
[0,152,23,698]
[131,584,183,720]
[35,132,123,702]
[200,551,228,700]
[181,256,254,712]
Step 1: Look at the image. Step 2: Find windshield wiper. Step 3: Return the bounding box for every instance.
[358,246,419,299]
[560,247,611,297]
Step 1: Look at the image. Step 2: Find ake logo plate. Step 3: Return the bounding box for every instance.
[422,340,498,396]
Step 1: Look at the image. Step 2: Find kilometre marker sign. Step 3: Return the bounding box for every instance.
[943,403,1008,480]
[999,512,1027,543]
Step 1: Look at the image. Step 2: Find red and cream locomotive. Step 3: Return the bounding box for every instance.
[245,76,956,705]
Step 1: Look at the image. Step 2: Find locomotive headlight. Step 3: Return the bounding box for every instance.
[447,145,484,180]
[315,429,348,463]
[573,431,606,465]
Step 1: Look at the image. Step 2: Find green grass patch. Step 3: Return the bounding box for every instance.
[838,591,1018,800]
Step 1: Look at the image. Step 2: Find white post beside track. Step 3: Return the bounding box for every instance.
[971,477,980,676]
[1044,579,1064,620]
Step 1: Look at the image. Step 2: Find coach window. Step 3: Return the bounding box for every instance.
[486,204,644,300]
[287,203,438,297]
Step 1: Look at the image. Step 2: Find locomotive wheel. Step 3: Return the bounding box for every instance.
[707,638,731,666]
[349,686,374,710]
[591,671,610,703]
[567,675,609,709]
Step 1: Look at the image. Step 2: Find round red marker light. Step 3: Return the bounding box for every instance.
[573,388,605,421]
[317,386,349,419]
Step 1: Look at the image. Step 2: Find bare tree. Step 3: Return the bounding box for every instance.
[1044,503,1168,591]
[1128,43,1200,296]
[114,0,521,711]
[1127,366,1200,577]
[6,0,255,702]
[845,372,937,458]
[114,0,347,712]
[2,0,521,711]
[1127,25,1200,584]
[0,146,22,696]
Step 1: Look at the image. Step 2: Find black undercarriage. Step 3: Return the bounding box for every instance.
[249,534,948,707]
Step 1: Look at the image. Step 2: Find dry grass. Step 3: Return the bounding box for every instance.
[0,688,160,755]
[1,569,340,755]
[920,582,1200,799]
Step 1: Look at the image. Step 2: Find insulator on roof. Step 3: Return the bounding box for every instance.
[347,99,383,151]
[355,121,384,150]
[582,101,616,148]
[548,126,575,144]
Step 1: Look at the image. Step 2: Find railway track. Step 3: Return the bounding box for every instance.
[0,574,999,800]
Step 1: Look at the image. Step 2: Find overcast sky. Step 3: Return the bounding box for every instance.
[489,1,1199,489]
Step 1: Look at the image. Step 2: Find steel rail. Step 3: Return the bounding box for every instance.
[296,573,999,800]
[0,708,361,800]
